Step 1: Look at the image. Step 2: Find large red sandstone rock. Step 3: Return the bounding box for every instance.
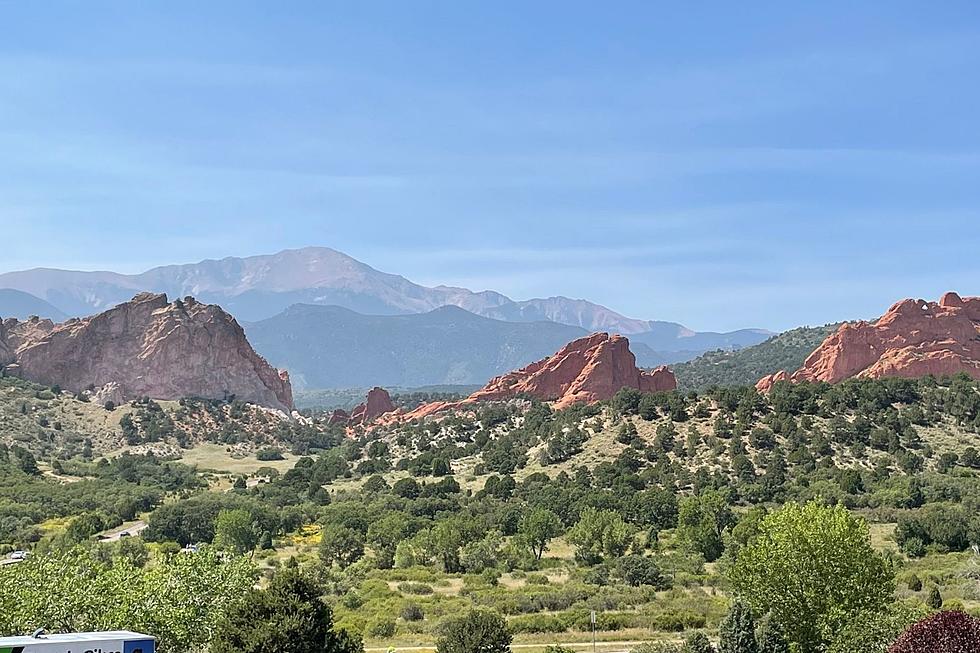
[757,292,980,392]
[349,386,396,425]
[469,332,676,409]
[396,333,677,423]
[1,293,293,411]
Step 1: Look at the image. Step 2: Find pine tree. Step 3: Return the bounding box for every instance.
[685,631,716,653]
[757,617,790,653]
[926,586,943,609]
[719,602,759,653]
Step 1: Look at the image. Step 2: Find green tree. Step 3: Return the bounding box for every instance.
[567,507,635,565]
[677,489,734,562]
[114,537,151,568]
[430,518,467,573]
[757,617,790,653]
[617,555,667,589]
[431,457,451,476]
[212,568,362,653]
[366,512,413,569]
[66,512,109,543]
[925,586,942,609]
[906,574,922,592]
[319,524,365,569]
[461,530,503,573]
[517,508,563,560]
[729,501,894,653]
[718,602,758,653]
[214,508,259,555]
[0,547,255,653]
[392,477,421,498]
[436,607,512,653]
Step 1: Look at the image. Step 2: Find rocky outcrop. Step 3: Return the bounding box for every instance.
[349,387,396,425]
[328,409,351,425]
[393,333,676,422]
[3,293,293,411]
[757,292,980,392]
[4,316,55,352]
[468,332,676,409]
[0,319,12,366]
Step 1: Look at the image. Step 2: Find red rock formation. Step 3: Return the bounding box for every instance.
[371,334,676,426]
[349,386,396,425]
[396,400,456,423]
[0,319,12,366]
[3,316,55,352]
[328,409,351,425]
[757,292,980,392]
[467,332,676,409]
[3,293,294,411]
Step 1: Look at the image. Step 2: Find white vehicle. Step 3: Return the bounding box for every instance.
[0,630,154,653]
[8,550,29,560]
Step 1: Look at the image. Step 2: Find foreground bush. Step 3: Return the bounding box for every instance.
[887,611,980,653]
[213,568,362,653]
[827,604,928,653]
[436,608,511,653]
[730,501,894,652]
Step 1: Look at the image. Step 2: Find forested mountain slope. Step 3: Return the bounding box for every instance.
[673,324,840,391]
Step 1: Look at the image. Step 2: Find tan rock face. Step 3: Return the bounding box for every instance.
[468,332,676,408]
[3,292,293,411]
[757,292,980,392]
[349,386,396,425]
[0,319,12,366]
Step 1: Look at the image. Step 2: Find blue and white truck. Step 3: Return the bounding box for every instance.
[0,631,154,653]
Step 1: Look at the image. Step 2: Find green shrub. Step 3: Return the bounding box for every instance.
[401,604,424,622]
[631,643,683,653]
[569,611,632,631]
[398,581,434,595]
[649,611,706,632]
[367,618,396,638]
[255,447,284,461]
[508,614,569,634]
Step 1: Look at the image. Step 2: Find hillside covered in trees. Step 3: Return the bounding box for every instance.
[673,324,841,391]
[1,371,979,652]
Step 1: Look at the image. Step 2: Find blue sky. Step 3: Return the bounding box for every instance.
[1,2,978,331]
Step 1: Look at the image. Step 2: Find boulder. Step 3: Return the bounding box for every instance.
[92,382,125,408]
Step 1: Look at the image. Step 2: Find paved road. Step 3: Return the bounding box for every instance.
[99,520,148,542]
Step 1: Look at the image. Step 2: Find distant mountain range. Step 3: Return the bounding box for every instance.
[245,304,595,390]
[0,289,68,321]
[0,246,773,388]
[0,246,767,331]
